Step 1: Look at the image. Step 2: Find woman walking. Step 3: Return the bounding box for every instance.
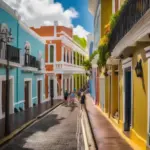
[80,92,85,110]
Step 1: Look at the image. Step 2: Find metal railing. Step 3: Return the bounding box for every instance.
[108,0,150,52]
[0,45,20,63]
[24,54,37,68]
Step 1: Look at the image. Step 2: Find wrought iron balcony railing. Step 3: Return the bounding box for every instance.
[108,0,150,52]
[24,54,37,68]
[0,45,20,63]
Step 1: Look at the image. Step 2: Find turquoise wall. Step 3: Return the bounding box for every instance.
[0,7,45,109]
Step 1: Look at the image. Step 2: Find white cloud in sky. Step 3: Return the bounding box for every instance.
[3,0,78,27]
[3,0,90,39]
[73,25,89,40]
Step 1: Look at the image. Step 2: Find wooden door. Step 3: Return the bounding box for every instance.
[24,81,29,109]
[2,81,6,113]
[38,81,41,104]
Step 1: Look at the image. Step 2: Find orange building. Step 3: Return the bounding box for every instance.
[31,21,87,99]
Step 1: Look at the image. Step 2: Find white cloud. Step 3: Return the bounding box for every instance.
[3,0,78,27]
[73,25,89,40]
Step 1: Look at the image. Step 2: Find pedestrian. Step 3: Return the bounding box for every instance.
[80,92,86,110]
[77,89,81,101]
[70,91,76,105]
[64,89,68,104]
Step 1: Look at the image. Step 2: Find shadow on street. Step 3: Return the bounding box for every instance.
[1,113,65,150]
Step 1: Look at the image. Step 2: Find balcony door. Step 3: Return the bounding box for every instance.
[37,80,41,104]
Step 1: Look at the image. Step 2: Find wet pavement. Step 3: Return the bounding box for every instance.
[86,94,133,150]
[1,103,78,150]
[0,100,62,140]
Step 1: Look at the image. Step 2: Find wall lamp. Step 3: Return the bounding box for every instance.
[135,59,143,78]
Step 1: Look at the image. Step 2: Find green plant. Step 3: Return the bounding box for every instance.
[73,35,87,49]
[82,59,91,70]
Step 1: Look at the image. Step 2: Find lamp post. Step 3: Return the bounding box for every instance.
[135,59,143,78]
[0,23,13,136]
[50,87,54,106]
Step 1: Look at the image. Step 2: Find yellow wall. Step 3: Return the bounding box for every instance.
[111,66,119,116]
[101,0,112,37]
[118,63,123,122]
[132,45,148,141]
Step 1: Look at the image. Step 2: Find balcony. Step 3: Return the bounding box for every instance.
[54,61,85,74]
[108,0,150,57]
[21,54,38,72]
[0,45,20,67]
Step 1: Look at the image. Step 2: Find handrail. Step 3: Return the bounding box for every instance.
[108,0,150,52]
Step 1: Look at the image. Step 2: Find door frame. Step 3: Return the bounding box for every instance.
[0,76,14,119]
[24,78,32,108]
[122,57,133,130]
[37,78,43,104]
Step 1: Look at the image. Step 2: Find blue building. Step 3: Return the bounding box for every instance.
[87,34,96,100]
[0,1,45,119]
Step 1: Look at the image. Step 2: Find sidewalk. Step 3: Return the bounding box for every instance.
[0,99,62,140]
[85,94,133,150]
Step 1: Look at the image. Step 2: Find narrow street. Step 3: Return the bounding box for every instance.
[1,103,80,150]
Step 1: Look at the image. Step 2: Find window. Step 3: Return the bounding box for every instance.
[49,45,54,63]
[74,52,76,64]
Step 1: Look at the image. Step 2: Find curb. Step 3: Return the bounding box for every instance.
[0,101,64,147]
[82,105,97,150]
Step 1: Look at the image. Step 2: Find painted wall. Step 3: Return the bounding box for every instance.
[101,0,112,37]
[131,45,148,141]
[0,8,45,109]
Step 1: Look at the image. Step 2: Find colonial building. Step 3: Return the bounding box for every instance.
[0,1,45,118]
[89,0,150,149]
[31,22,87,100]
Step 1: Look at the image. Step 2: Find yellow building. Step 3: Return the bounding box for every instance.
[105,0,150,150]
[89,0,150,149]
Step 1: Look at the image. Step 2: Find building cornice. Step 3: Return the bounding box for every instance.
[43,35,88,56]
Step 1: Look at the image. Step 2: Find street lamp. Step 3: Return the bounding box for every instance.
[135,59,143,78]
[0,23,13,136]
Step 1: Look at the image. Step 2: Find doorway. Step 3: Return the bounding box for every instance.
[37,80,42,104]
[124,67,132,131]
[24,81,29,109]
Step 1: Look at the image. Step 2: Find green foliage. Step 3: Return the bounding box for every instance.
[82,59,91,70]
[73,35,87,49]
[89,50,98,61]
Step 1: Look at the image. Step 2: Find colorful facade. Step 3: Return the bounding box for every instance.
[0,1,45,119]
[31,22,87,100]
[89,0,150,149]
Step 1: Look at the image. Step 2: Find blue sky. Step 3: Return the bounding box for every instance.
[55,0,94,33]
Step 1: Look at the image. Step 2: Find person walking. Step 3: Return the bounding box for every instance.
[64,90,68,104]
[80,92,86,110]
[70,91,76,105]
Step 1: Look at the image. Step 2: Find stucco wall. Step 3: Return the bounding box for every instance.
[132,45,148,140]
[101,0,112,37]
[0,8,45,109]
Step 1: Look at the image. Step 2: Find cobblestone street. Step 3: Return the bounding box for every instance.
[1,103,79,150]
